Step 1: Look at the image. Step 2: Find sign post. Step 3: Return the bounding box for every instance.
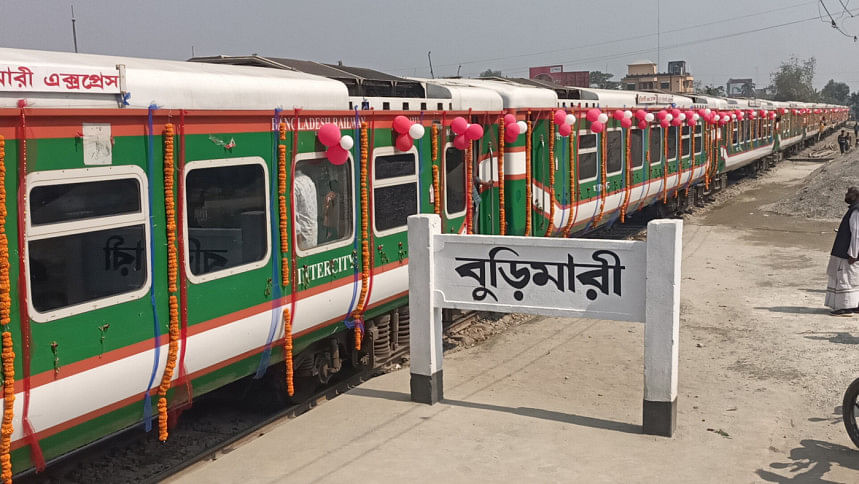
[407,214,681,437]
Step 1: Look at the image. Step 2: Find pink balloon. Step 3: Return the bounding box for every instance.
[505,130,519,144]
[660,119,670,128]
[392,115,412,135]
[396,133,414,151]
[671,109,681,118]
[638,120,648,129]
[590,121,605,133]
[503,114,517,125]
[505,122,520,135]
[635,109,647,120]
[586,108,601,123]
[686,118,696,126]
[554,109,567,125]
[657,110,668,120]
[326,145,349,165]
[671,118,682,127]
[317,123,342,148]
[620,117,632,129]
[451,117,468,135]
[558,122,572,137]
[453,134,469,150]
[697,109,707,117]
[613,110,625,121]
[466,123,484,141]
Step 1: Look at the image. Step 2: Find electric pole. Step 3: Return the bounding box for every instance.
[427,51,435,79]
[71,5,78,53]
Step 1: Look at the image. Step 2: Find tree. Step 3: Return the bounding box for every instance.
[589,71,619,90]
[770,56,817,102]
[849,92,859,119]
[700,84,726,97]
[820,79,850,105]
[479,69,502,78]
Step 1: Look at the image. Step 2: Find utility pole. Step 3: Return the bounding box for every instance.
[71,5,78,53]
[657,0,660,71]
[427,51,435,79]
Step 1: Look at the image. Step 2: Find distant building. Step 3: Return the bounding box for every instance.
[726,78,755,97]
[621,60,694,94]
[528,65,590,87]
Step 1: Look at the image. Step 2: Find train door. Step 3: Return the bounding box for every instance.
[441,142,467,233]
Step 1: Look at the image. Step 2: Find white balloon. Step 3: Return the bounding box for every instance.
[692,113,700,121]
[408,123,425,140]
[678,113,686,121]
[623,110,633,119]
[517,121,528,134]
[644,113,655,122]
[704,108,711,115]
[339,135,354,150]
[597,113,608,124]
[565,114,576,125]
[665,114,673,122]
[731,114,737,120]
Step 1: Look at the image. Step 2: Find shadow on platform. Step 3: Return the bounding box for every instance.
[756,439,859,483]
[348,387,641,435]
[802,332,859,345]
[754,306,830,315]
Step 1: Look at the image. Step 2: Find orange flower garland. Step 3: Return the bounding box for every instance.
[544,120,555,237]
[525,116,532,235]
[465,139,473,234]
[282,308,293,396]
[431,124,440,216]
[662,127,669,204]
[278,121,289,287]
[498,119,506,235]
[593,127,608,226]
[686,129,695,196]
[0,135,13,484]
[157,124,180,442]
[351,121,370,351]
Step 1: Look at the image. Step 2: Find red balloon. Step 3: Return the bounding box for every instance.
[671,118,682,127]
[657,110,668,120]
[586,108,601,123]
[638,120,648,129]
[613,110,625,121]
[326,145,349,165]
[590,121,605,133]
[635,109,647,120]
[686,118,696,126]
[318,123,342,148]
[393,115,412,134]
[503,114,517,125]
[396,133,413,151]
[620,118,632,129]
[466,123,484,141]
[506,122,520,136]
[660,119,670,128]
[453,134,469,150]
[554,109,567,125]
[451,117,468,135]
[505,130,519,144]
[671,109,681,118]
[558,122,572,137]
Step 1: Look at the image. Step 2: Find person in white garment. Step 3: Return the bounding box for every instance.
[294,170,318,250]
[826,187,859,316]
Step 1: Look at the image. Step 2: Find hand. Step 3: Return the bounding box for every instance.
[850,256,858,265]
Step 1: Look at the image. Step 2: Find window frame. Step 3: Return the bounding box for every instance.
[25,165,151,323]
[442,142,467,219]
[680,125,691,159]
[650,126,664,166]
[693,124,703,154]
[182,156,272,285]
[630,128,644,170]
[577,129,599,182]
[605,127,623,176]
[371,146,420,237]
[292,152,357,258]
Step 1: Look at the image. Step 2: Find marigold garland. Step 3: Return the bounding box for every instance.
[593,127,608,226]
[351,121,370,351]
[686,128,695,196]
[0,135,13,484]
[282,308,293,396]
[465,138,473,234]
[497,119,506,235]
[544,120,555,237]
[525,116,532,235]
[662,127,669,204]
[620,126,632,223]
[431,124,440,216]
[157,124,180,442]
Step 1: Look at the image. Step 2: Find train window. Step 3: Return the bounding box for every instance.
[694,125,702,154]
[732,123,739,145]
[667,127,678,160]
[293,156,355,253]
[649,127,663,165]
[185,158,269,281]
[373,150,418,234]
[606,130,622,174]
[444,147,466,216]
[630,129,643,168]
[577,132,597,180]
[382,102,390,110]
[421,102,427,111]
[31,178,140,226]
[743,120,751,142]
[681,126,691,158]
[437,103,444,110]
[26,166,150,322]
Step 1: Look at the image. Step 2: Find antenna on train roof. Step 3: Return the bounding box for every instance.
[428,51,435,79]
[71,4,78,53]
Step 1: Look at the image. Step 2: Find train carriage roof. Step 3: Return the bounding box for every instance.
[409,79,503,111]
[0,48,349,110]
[427,78,557,108]
[690,95,729,109]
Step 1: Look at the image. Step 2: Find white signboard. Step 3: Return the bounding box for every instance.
[434,235,646,322]
[637,94,657,104]
[0,64,122,94]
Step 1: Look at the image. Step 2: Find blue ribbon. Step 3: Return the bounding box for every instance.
[255,109,284,379]
[343,108,361,327]
[142,104,161,432]
[121,92,131,106]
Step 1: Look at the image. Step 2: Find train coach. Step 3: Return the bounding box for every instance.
[0,47,848,478]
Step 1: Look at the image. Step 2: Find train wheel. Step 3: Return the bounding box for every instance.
[842,377,859,448]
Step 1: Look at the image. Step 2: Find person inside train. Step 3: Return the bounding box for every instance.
[826,186,859,316]
[294,169,318,250]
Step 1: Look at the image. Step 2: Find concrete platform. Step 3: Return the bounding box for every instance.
[171,160,859,483]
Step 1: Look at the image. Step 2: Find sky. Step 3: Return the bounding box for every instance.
[1,0,859,92]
